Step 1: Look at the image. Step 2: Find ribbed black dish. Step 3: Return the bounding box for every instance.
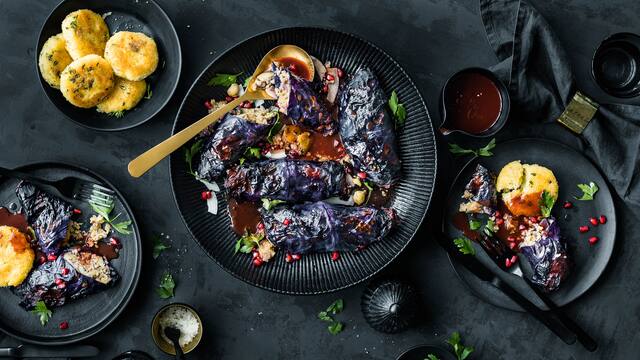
[169,27,437,294]
[361,279,421,333]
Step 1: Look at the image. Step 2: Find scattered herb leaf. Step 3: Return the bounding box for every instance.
[244,147,261,159]
[447,331,474,360]
[234,231,264,254]
[31,301,52,326]
[326,299,344,315]
[540,191,556,218]
[448,138,496,157]
[108,110,125,118]
[363,181,374,204]
[483,219,496,236]
[426,355,441,360]
[267,113,283,143]
[389,90,406,129]
[261,198,285,211]
[156,273,175,299]
[90,203,131,235]
[207,72,242,87]
[317,299,345,335]
[477,138,496,157]
[238,157,246,166]
[243,77,251,88]
[184,139,203,177]
[453,237,475,256]
[327,321,344,335]
[317,311,333,322]
[144,84,152,99]
[575,182,598,201]
[152,234,171,259]
[469,218,481,230]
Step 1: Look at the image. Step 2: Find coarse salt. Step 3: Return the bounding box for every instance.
[159,306,200,348]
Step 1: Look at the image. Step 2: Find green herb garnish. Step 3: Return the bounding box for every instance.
[448,138,496,157]
[31,301,52,326]
[184,139,203,177]
[540,191,556,218]
[243,77,251,88]
[426,355,441,360]
[90,202,132,235]
[483,219,496,236]
[267,113,283,143]
[453,237,475,255]
[156,273,175,299]
[326,299,344,314]
[575,182,598,201]
[144,84,152,99]
[468,218,481,230]
[363,181,374,204]
[152,234,171,259]
[317,299,345,335]
[447,332,474,360]
[239,157,246,165]
[108,110,125,118]
[261,198,285,211]
[207,72,242,87]
[327,321,344,335]
[234,231,264,254]
[388,90,406,129]
[244,147,261,159]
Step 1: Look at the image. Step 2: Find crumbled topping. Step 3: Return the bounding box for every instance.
[257,239,276,262]
[63,249,112,284]
[86,215,111,247]
[519,223,544,247]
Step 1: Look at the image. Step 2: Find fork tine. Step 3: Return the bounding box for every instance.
[90,183,115,195]
[80,187,113,201]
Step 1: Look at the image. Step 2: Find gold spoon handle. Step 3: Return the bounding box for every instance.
[128,96,245,178]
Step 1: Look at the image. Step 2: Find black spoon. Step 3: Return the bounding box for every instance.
[164,327,186,360]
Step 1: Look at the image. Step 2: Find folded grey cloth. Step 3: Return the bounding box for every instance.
[480,0,640,205]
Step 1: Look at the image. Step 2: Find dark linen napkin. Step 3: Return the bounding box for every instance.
[479,0,640,206]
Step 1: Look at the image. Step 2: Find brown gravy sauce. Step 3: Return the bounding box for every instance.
[228,198,261,235]
[444,72,502,134]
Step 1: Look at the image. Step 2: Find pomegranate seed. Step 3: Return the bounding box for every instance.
[326,73,335,82]
[242,101,253,109]
[336,68,344,78]
[58,282,66,289]
[285,253,293,263]
[109,237,120,246]
[331,251,340,261]
[357,172,367,179]
[204,100,213,109]
[508,242,517,250]
[529,217,538,224]
[579,226,589,233]
[47,254,57,262]
[55,278,63,285]
[507,236,516,242]
[283,218,291,226]
[201,191,212,200]
[257,223,265,231]
[563,201,573,209]
[59,321,69,330]
[61,268,70,276]
[38,255,46,264]
[225,96,234,102]
[291,254,301,261]
[510,255,518,264]
[589,236,599,245]
[505,258,512,268]
[495,218,504,225]
[73,208,82,215]
[253,257,263,267]
[322,84,329,93]
[494,211,501,218]
[599,215,607,224]
[589,217,599,226]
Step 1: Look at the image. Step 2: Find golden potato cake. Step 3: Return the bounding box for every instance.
[0,226,35,287]
[38,34,73,88]
[104,31,159,81]
[97,77,147,114]
[62,9,110,60]
[60,54,115,108]
[497,160,559,217]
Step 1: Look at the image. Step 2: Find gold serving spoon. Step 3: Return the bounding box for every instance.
[127,45,315,178]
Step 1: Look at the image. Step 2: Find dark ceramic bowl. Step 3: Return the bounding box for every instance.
[396,345,456,360]
[592,32,640,98]
[151,303,203,355]
[439,67,510,138]
[36,0,181,131]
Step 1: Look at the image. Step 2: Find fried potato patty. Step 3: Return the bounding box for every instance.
[104,31,158,81]
[97,77,147,114]
[497,160,559,217]
[62,9,110,59]
[0,226,35,287]
[38,34,73,88]
[60,54,115,108]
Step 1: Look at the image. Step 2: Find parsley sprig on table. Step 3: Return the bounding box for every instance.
[447,332,474,360]
[575,182,598,201]
[184,139,203,178]
[31,300,52,326]
[91,202,132,235]
[207,72,243,87]
[152,233,171,259]
[317,299,345,335]
[453,237,475,256]
[156,273,175,299]
[448,138,496,157]
[540,191,556,217]
[389,90,407,129]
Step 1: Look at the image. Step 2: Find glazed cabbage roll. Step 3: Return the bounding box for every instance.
[16,181,72,255]
[338,67,401,186]
[519,217,570,292]
[197,109,276,181]
[15,249,119,310]
[273,66,336,135]
[459,164,497,215]
[225,159,347,202]
[261,202,396,254]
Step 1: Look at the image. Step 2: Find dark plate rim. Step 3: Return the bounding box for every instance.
[395,344,456,360]
[168,26,437,295]
[35,0,182,132]
[442,137,617,311]
[0,161,142,345]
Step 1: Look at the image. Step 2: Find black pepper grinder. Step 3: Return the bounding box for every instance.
[361,278,421,333]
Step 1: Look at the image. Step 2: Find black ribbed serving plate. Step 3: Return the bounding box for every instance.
[169,27,437,294]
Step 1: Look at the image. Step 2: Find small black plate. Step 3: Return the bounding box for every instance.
[0,162,141,345]
[444,138,616,311]
[36,0,181,131]
[396,345,456,360]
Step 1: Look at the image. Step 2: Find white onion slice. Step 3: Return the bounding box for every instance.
[206,194,218,215]
[325,196,354,206]
[264,149,287,159]
[311,56,327,80]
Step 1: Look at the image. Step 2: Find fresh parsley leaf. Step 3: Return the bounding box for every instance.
[317,311,333,322]
[575,182,599,201]
[184,139,203,177]
[108,110,125,118]
[326,299,344,315]
[453,237,475,256]
[448,138,496,157]
[244,147,261,159]
[468,218,481,230]
[540,191,556,218]
[483,219,496,236]
[261,198,285,211]
[447,331,474,360]
[234,232,264,254]
[327,321,343,335]
[144,84,152,99]
[90,202,114,219]
[90,203,131,235]
[267,113,284,143]
[31,300,52,326]
[112,220,132,235]
[426,355,441,360]
[152,234,171,259]
[156,273,175,299]
[239,157,246,166]
[388,90,407,129]
[207,72,242,87]
[363,181,374,204]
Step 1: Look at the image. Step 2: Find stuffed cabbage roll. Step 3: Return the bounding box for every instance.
[225,159,347,202]
[14,249,119,310]
[458,164,497,215]
[261,202,396,254]
[519,217,570,292]
[197,109,276,181]
[16,181,72,255]
[338,67,401,186]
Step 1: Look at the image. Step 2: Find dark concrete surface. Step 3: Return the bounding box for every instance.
[1,0,639,359]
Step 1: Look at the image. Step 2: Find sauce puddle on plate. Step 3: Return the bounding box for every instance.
[443,72,502,134]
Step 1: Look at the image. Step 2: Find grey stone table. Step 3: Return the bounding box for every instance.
[1,0,639,359]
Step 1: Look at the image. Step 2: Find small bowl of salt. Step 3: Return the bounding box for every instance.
[151,303,203,355]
